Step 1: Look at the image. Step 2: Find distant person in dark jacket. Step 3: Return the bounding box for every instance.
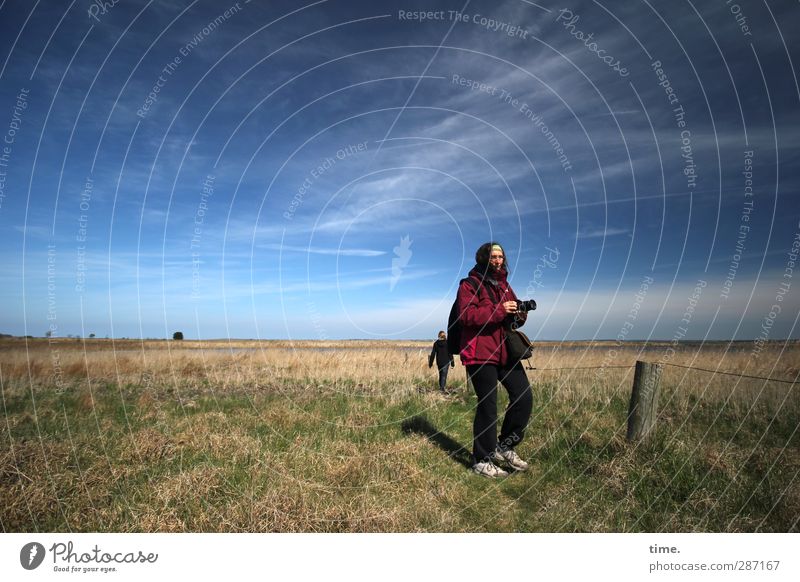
[428,330,454,392]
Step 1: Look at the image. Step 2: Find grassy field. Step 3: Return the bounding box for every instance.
[1,337,798,532]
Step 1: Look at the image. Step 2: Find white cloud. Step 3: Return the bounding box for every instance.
[576,227,630,239]
[259,244,386,257]
[528,273,800,341]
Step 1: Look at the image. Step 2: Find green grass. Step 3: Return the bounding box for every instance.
[1,377,798,532]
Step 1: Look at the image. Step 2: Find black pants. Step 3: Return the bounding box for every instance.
[438,364,450,391]
[466,362,533,463]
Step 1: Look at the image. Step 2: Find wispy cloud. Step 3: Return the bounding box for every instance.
[576,227,630,239]
[259,244,386,257]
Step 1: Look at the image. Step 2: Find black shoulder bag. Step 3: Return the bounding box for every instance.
[505,324,534,362]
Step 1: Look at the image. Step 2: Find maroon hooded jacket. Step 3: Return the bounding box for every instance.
[457,266,527,366]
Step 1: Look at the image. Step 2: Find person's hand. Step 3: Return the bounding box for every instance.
[502,301,518,314]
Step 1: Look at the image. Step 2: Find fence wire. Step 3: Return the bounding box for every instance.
[527,361,798,385]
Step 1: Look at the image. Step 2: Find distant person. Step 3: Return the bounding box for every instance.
[456,242,533,478]
[428,330,454,392]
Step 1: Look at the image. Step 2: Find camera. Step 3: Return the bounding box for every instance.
[516,299,537,313]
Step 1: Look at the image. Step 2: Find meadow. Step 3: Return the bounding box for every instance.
[1,337,798,532]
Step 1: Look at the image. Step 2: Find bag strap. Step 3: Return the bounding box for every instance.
[460,276,480,303]
[461,275,500,305]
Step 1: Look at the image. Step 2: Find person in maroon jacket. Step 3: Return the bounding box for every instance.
[457,242,533,478]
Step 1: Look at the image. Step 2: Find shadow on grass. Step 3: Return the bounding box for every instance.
[401,415,472,468]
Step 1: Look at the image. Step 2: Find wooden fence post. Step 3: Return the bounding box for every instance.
[626,360,662,442]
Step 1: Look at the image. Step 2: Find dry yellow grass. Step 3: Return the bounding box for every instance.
[2,338,796,409]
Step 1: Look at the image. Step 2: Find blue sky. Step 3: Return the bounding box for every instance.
[0,0,798,340]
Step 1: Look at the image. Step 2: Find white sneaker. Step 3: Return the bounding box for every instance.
[472,461,509,479]
[492,448,529,472]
